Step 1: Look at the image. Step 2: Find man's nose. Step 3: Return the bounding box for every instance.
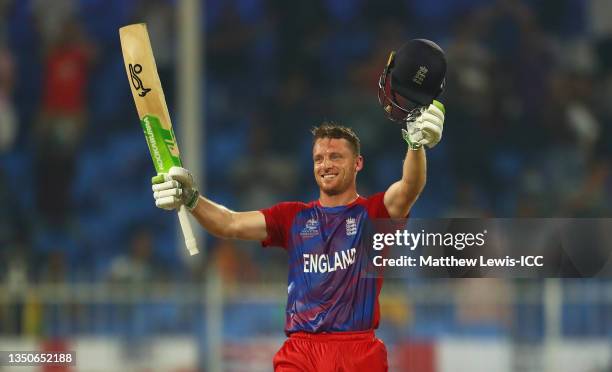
[322,157,332,168]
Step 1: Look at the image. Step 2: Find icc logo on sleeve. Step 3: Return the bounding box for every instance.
[300,218,320,238]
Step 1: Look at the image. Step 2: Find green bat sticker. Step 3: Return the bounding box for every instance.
[140,114,182,173]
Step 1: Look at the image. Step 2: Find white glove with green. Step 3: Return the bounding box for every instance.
[402,100,445,150]
[152,166,200,211]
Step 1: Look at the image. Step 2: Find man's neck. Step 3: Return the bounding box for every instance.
[319,190,359,207]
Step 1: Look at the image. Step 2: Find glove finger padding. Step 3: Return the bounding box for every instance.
[156,195,181,210]
[152,180,180,192]
[154,188,182,199]
[427,103,445,121]
[419,111,443,128]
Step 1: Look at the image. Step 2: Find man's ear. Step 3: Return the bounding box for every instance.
[355,155,364,172]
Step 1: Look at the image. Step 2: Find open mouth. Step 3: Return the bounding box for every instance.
[321,173,338,180]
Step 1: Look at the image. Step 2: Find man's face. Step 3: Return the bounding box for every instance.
[313,138,363,196]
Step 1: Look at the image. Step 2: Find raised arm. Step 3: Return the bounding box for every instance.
[383,102,445,218]
[152,167,268,241]
[384,147,427,218]
[190,197,267,240]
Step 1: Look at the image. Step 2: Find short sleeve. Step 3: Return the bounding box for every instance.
[260,202,306,249]
[366,192,391,219]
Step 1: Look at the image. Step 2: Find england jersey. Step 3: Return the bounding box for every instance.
[261,192,389,334]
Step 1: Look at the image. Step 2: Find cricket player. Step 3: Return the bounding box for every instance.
[152,39,446,371]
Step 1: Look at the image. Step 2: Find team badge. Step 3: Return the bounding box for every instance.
[413,66,428,85]
[346,217,357,236]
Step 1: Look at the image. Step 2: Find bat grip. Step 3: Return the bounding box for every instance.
[178,205,199,255]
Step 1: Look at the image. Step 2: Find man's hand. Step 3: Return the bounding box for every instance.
[402,100,445,150]
[152,166,200,211]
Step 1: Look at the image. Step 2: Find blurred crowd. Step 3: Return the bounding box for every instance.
[0,0,611,338]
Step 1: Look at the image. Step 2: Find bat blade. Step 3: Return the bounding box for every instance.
[119,23,199,256]
[119,23,181,173]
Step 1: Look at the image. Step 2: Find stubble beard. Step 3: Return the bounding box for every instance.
[317,171,354,197]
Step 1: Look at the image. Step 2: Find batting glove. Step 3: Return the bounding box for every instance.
[152,166,200,211]
[402,100,445,150]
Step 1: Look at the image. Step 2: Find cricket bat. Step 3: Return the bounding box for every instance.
[119,23,199,256]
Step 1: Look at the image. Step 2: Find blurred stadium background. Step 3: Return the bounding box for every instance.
[1,0,612,371]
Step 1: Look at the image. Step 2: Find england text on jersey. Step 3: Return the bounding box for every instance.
[303,247,356,273]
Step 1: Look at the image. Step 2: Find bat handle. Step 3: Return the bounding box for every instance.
[178,205,199,255]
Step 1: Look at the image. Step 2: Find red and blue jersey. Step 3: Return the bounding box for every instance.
[261,193,389,335]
